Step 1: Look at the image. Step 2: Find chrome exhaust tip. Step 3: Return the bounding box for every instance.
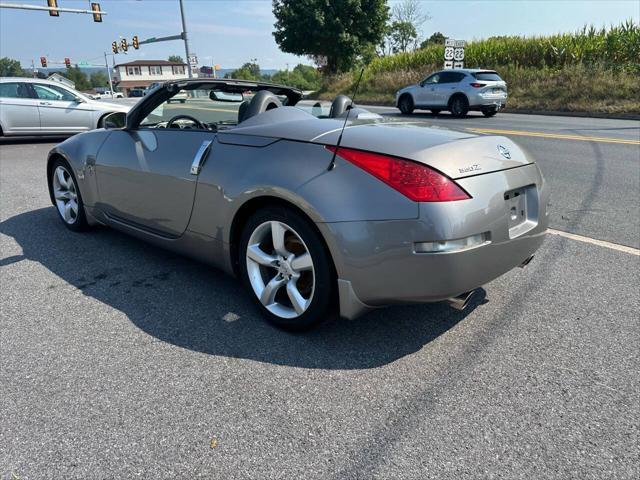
[519,254,535,268]
[446,290,475,311]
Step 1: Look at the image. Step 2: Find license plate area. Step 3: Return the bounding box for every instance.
[504,185,537,238]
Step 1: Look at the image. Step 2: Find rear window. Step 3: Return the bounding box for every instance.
[473,72,503,81]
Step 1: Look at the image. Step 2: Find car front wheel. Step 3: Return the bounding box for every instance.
[239,207,334,330]
[49,159,88,231]
[398,95,414,114]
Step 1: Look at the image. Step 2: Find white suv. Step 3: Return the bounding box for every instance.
[395,69,507,118]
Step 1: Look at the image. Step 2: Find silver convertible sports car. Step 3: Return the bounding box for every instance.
[47,79,549,330]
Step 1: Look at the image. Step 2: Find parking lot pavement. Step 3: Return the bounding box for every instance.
[1,135,639,479]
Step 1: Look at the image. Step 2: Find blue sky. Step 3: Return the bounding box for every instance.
[1,0,638,70]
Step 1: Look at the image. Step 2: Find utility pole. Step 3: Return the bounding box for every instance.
[104,52,115,98]
[31,59,36,77]
[178,0,193,79]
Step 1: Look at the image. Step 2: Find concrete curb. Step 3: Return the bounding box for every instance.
[349,100,640,121]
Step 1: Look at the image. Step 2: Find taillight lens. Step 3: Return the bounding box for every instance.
[326,146,470,202]
[470,82,486,88]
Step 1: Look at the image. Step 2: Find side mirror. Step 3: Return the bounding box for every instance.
[75,97,86,103]
[103,111,126,129]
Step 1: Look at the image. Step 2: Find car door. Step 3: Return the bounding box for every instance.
[0,82,41,134]
[95,128,216,237]
[414,73,441,106]
[434,72,466,105]
[32,83,93,133]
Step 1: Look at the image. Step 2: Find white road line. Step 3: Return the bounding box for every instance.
[547,229,639,256]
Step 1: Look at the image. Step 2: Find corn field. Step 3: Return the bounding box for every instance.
[366,20,639,76]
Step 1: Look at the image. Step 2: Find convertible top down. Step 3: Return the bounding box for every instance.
[47,79,549,330]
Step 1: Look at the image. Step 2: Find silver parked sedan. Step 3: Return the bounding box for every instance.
[396,69,508,117]
[46,79,548,330]
[0,77,130,136]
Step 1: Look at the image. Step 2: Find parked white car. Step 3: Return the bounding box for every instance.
[0,77,130,136]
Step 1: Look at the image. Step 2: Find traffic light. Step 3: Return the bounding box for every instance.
[64,57,71,67]
[90,3,102,23]
[112,41,118,54]
[40,56,47,68]
[47,0,59,17]
[120,38,128,53]
[132,36,139,50]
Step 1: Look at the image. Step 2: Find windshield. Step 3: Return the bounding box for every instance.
[140,88,245,129]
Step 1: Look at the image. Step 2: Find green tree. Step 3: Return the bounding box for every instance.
[0,57,26,77]
[420,32,446,49]
[227,62,262,80]
[270,64,321,90]
[89,71,109,88]
[272,0,389,73]
[168,55,184,63]
[389,21,418,53]
[59,66,91,90]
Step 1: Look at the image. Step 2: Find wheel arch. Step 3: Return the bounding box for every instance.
[447,92,469,108]
[397,92,414,107]
[228,195,338,283]
[46,151,72,206]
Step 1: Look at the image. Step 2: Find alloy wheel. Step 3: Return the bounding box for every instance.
[52,166,79,224]
[245,220,315,319]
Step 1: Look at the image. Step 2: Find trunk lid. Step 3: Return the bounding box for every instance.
[327,122,532,179]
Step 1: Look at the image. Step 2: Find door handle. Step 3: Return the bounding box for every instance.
[39,101,53,106]
[190,140,213,175]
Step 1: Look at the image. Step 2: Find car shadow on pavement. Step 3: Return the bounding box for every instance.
[0,136,70,145]
[1,207,485,370]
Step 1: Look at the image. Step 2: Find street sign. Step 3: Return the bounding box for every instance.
[78,60,89,67]
[445,38,465,69]
[188,54,198,65]
[444,46,454,61]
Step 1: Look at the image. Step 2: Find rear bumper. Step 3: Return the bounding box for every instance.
[319,164,550,318]
[467,90,508,109]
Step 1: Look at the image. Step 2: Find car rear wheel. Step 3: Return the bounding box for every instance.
[239,207,333,330]
[49,159,88,232]
[398,95,414,115]
[449,95,469,118]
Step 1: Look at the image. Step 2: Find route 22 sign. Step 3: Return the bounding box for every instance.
[444,39,466,69]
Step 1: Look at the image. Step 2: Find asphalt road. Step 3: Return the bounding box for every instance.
[1,112,639,479]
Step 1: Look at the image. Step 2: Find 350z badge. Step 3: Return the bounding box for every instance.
[458,164,481,174]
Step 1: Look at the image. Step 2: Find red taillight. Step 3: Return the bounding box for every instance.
[326,146,470,202]
[470,82,486,88]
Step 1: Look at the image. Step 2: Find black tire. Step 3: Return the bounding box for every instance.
[430,109,441,115]
[48,158,89,232]
[238,206,334,331]
[180,100,186,104]
[482,108,498,118]
[449,95,469,118]
[398,95,414,115]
